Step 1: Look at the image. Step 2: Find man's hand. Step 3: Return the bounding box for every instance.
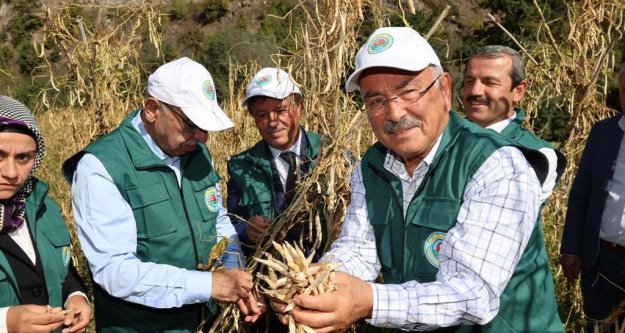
[246,216,271,244]
[211,269,254,302]
[7,304,65,333]
[560,254,582,287]
[61,295,92,333]
[279,272,373,333]
[237,290,266,323]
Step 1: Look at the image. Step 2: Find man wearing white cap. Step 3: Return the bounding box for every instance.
[279,27,563,332]
[227,67,325,256]
[63,57,262,332]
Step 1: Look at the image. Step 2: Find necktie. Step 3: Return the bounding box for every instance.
[280,151,297,203]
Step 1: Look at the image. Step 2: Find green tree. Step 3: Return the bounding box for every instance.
[169,0,189,20]
[8,0,43,45]
[202,0,230,23]
[16,41,39,75]
[261,0,305,52]
[199,28,277,99]
[534,99,571,142]
[0,44,13,64]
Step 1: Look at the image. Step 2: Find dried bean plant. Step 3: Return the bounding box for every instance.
[255,241,340,333]
[207,1,376,332]
[34,1,165,329]
[492,0,625,331]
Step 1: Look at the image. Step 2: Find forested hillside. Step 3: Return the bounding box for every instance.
[1,0,623,139]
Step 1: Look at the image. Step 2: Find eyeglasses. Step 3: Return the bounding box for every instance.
[364,74,441,117]
[160,102,206,134]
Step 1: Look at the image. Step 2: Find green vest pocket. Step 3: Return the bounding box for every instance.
[239,188,274,218]
[126,184,177,239]
[408,198,459,282]
[43,226,72,277]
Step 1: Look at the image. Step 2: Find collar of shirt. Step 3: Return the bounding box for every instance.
[486,111,516,133]
[132,111,181,184]
[383,133,443,182]
[8,220,37,265]
[618,115,625,131]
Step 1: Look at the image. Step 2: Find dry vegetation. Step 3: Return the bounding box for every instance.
[516,1,625,331]
[26,0,625,332]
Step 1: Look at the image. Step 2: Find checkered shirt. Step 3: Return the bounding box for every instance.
[324,144,541,330]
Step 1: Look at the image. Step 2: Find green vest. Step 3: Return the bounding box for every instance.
[63,110,219,333]
[227,131,329,254]
[0,178,71,310]
[227,130,320,219]
[501,110,567,181]
[361,112,562,332]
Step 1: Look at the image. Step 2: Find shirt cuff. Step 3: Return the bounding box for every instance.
[0,306,9,332]
[367,283,409,328]
[183,270,213,305]
[64,292,90,308]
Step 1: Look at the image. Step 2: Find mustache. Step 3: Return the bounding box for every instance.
[384,115,422,134]
[184,140,199,146]
[267,126,286,133]
[466,95,489,104]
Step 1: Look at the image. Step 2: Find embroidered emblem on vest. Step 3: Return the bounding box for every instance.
[367,34,393,54]
[424,231,445,268]
[62,245,71,267]
[204,187,219,212]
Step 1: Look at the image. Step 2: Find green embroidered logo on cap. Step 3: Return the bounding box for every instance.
[368,33,393,54]
[204,187,219,212]
[424,231,445,268]
[203,80,216,100]
[256,75,272,86]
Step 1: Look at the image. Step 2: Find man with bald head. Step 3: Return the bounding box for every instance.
[276,27,563,332]
[63,57,261,332]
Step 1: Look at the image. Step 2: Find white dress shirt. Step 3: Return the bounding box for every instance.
[599,116,625,247]
[70,112,243,309]
[324,139,541,330]
[267,128,305,192]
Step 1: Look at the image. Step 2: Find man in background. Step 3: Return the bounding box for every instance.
[227,67,325,256]
[462,44,566,203]
[561,67,625,331]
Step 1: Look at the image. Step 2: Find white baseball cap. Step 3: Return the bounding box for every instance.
[147,57,234,131]
[243,67,301,105]
[345,27,441,92]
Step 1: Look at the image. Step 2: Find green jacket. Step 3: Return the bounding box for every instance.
[227,130,327,255]
[361,111,562,332]
[63,110,219,333]
[0,178,71,309]
[500,110,566,183]
[227,130,319,219]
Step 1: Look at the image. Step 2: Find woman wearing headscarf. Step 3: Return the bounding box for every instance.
[0,96,91,333]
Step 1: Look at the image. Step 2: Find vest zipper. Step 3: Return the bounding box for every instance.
[370,165,407,282]
[178,160,200,267]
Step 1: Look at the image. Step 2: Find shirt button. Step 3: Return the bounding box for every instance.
[32,288,41,297]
